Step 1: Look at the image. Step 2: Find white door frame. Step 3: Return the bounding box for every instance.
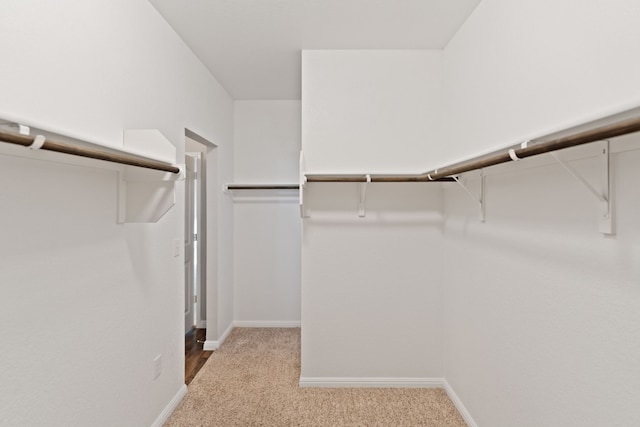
[185,130,216,331]
[184,153,199,333]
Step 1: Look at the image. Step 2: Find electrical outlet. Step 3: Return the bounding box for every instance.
[153,354,162,380]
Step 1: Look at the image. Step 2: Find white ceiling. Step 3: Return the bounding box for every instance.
[149,0,481,100]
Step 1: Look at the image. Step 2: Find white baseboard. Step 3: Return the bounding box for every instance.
[202,340,217,350]
[234,320,301,328]
[150,384,187,427]
[202,341,215,350]
[203,321,234,350]
[444,380,478,427]
[299,377,477,425]
[299,377,444,388]
[219,321,234,345]
[196,320,207,329]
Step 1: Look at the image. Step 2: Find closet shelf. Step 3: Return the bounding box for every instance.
[0,118,183,223]
[0,128,179,174]
[305,174,454,182]
[299,109,640,232]
[303,112,640,184]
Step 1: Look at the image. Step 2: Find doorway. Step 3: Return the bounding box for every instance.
[184,151,200,333]
[183,130,217,384]
[184,131,216,338]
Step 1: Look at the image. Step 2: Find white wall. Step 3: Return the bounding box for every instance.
[441,0,640,166]
[0,1,233,426]
[233,101,301,325]
[301,50,445,381]
[441,1,640,425]
[301,183,444,380]
[234,101,301,182]
[302,50,444,173]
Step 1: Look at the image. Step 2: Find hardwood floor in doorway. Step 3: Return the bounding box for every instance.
[185,328,213,385]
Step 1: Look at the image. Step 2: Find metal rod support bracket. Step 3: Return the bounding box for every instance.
[452,171,486,222]
[358,175,371,217]
[299,151,309,218]
[551,140,613,235]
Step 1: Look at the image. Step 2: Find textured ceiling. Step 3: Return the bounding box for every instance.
[149,0,480,100]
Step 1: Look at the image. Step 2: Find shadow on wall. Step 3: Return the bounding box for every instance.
[442,151,640,290]
[304,182,444,220]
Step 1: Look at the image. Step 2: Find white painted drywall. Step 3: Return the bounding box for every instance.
[441,1,640,426]
[234,101,301,182]
[148,0,480,99]
[0,1,233,426]
[233,101,301,324]
[441,0,640,167]
[302,50,444,173]
[301,51,444,380]
[301,183,444,379]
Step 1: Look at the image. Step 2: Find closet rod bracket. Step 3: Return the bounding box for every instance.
[551,140,613,235]
[452,170,486,222]
[358,175,371,218]
[299,150,309,218]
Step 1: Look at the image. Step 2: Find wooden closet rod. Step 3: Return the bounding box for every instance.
[305,114,640,183]
[227,184,300,190]
[305,174,455,183]
[0,129,180,174]
[421,115,640,180]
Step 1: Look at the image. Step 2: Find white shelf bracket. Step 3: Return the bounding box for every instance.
[453,170,486,222]
[299,150,309,218]
[1,123,180,224]
[481,171,486,223]
[117,130,179,223]
[358,175,371,218]
[117,170,126,224]
[550,140,613,235]
[300,176,308,218]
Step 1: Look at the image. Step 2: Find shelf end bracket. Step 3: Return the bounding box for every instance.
[452,171,486,223]
[358,175,371,218]
[551,140,613,235]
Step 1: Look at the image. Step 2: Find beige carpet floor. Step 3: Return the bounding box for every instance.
[166,328,467,427]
